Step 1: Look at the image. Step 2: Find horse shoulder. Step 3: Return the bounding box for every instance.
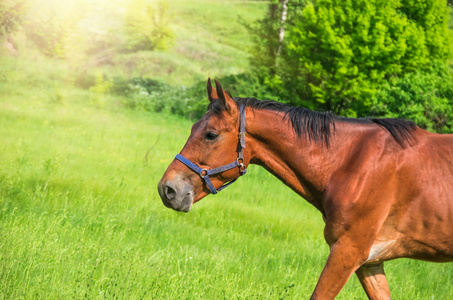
[321,129,401,246]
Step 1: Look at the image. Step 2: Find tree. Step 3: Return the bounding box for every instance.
[123,0,173,52]
[0,0,27,40]
[23,0,85,58]
[277,0,289,60]
[250,0,452,130]
[249,0,305,77]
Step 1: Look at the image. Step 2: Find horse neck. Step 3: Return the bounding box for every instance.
[245,108,338,211]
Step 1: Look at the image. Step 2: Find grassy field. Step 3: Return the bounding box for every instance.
[1,0,453,299]
[39,0,267,87]
[1,53,453,299]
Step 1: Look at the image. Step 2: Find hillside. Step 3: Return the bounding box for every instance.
[1,1,453,299]
[9,0,266,86]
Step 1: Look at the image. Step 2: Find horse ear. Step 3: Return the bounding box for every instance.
[206,78,219,103]
[214,79,235,113]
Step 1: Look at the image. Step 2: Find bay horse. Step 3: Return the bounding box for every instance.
[158,79,453,299]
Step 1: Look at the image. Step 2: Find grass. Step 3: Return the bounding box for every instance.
[69,0,268,86]
[1,1,453,298]
[145,0,267,85]
[1,52,453,299]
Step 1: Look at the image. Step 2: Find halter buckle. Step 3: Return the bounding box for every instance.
[237,158,246,173]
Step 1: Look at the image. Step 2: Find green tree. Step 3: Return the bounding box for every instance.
[23,0,84,58]
[372,64,453,133]
[123,0,173,52]
[248,0,305,79]
[0,0,27,40]
[250,0,452,129]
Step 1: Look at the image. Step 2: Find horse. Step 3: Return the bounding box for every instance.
[158,78,453,299]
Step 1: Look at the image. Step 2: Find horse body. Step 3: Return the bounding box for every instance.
[158,79,453,299]
[241,106,453,297]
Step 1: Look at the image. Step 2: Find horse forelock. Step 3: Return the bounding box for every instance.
[207,98,225,115]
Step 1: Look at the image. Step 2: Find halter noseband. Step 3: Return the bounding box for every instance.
[175,105,247,194]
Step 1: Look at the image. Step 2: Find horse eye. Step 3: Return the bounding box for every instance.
[205,132,218,141]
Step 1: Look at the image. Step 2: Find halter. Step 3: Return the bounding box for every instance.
[175,105,247,194]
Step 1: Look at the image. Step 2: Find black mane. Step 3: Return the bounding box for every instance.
[232,97,417,148]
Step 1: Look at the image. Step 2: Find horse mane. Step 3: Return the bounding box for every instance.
[231,97,417,148]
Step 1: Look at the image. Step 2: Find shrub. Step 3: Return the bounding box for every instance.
[23,1,81,58]
[207,73,278,101]
[250,0,452,122]
[123,0,173,52]
[372,64,453,133]
[0,0,27,40]
[89,72,113,107]
[122,78,206,119]
[121,74,281,120]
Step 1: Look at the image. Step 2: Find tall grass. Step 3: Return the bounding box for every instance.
[1,53,452,299]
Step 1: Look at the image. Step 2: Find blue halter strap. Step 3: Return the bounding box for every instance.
[175,105,247,194]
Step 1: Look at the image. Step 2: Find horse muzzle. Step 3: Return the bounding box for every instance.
[158,177,194,212]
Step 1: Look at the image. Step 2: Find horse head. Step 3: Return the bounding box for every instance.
[158,79,250,212]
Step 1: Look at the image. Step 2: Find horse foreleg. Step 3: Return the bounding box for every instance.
[310,243,366,300]
[356,263,391,300]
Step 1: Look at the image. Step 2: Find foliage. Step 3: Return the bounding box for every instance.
[124,78,207,119]
[372,64,453,133]
[211,73,278,101]
[250,0,452,125]
[0,0,27,40]
[246,0,306,77]
[23,0,84,58]
[123,0,173,52]
[89,71,113,107]
[122,74,279,120]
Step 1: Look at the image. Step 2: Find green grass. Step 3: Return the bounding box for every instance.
[1,53,453,299]
[1,2,453,298]
[149,0,267,85]
[74,0,268,86]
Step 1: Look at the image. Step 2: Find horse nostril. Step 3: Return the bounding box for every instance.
[164,184,177,200]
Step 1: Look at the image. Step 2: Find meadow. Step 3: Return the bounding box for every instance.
[1,0,453,299]
[1,53,453,300]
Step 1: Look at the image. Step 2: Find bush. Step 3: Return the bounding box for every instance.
[89,72,113,107]
[250,0,452,122]
[23,0,82,58]
[122,78,206,119]
[372,65,453,133]
[207,73,278,101]
[0,0,27,40]
[121,74,282,120]
[123,0,173,52]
